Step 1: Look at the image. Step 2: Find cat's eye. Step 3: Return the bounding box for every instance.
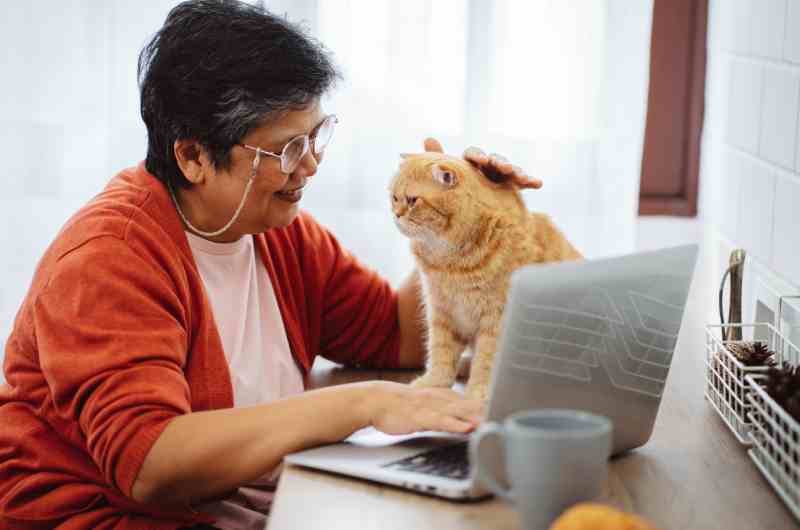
[431,164,457,187]
[392,194,398,202]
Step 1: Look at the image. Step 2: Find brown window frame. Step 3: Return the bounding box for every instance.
[638,0,707,217]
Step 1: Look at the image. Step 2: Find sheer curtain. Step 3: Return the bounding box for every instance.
[0,1,652,375]
[0,2,175,359]
[275,0,654,283]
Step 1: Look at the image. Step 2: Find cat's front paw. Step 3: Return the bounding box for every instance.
[464,381,490,402]
[410,371,456,389]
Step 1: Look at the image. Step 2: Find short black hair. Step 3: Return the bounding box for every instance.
[138,0,340,188]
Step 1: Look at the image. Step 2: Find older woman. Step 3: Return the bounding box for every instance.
[0,1,538,529]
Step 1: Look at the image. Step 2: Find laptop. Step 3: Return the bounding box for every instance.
[284,244,699,500]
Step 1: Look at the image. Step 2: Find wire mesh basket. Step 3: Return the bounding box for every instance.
[747,372,800,522]
[704,323,783,444]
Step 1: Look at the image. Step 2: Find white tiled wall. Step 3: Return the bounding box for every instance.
[774,175,800,278]
[759,67,800,169]
[788,1,800,63]
[704,0,800,290]
[751,0,786,59]
[726,60,763,153]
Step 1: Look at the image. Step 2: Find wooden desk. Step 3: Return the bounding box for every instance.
[268,246,798,530]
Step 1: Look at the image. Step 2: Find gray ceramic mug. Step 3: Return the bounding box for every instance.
[469,409,613,530]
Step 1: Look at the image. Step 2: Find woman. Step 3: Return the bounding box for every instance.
[0,2,538,529]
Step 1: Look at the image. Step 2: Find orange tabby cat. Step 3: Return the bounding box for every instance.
[390,152,582,401]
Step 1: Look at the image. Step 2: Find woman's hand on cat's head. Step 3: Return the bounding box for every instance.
[423,137,543,190]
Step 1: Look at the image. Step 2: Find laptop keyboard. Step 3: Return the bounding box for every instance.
[382,441,470,480]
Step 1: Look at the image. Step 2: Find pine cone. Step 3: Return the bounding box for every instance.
[763,365,800,423]
[726,341,776,367]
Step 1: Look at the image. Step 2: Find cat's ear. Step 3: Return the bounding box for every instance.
[431,164,458,187]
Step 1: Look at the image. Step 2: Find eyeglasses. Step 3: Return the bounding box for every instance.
[240,114,338,174]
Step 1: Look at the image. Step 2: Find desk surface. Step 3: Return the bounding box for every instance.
[268,245,797,530]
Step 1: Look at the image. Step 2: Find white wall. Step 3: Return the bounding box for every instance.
[701,0,800,338]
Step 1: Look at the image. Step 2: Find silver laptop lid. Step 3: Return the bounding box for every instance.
[486,244,698,454]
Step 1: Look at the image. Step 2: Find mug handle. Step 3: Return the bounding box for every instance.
[469,422,512,500]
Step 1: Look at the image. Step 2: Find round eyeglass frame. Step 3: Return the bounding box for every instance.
[240,114,338,174]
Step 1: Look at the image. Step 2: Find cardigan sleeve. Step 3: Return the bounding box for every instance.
[300,215,401,369]
[33,236,192,499]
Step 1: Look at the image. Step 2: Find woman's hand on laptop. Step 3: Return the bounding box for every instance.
[365,381,484,435]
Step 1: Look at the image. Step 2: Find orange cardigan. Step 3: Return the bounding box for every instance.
[0,163,401,529]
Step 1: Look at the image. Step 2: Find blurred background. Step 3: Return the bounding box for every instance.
[2,0,799,377]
